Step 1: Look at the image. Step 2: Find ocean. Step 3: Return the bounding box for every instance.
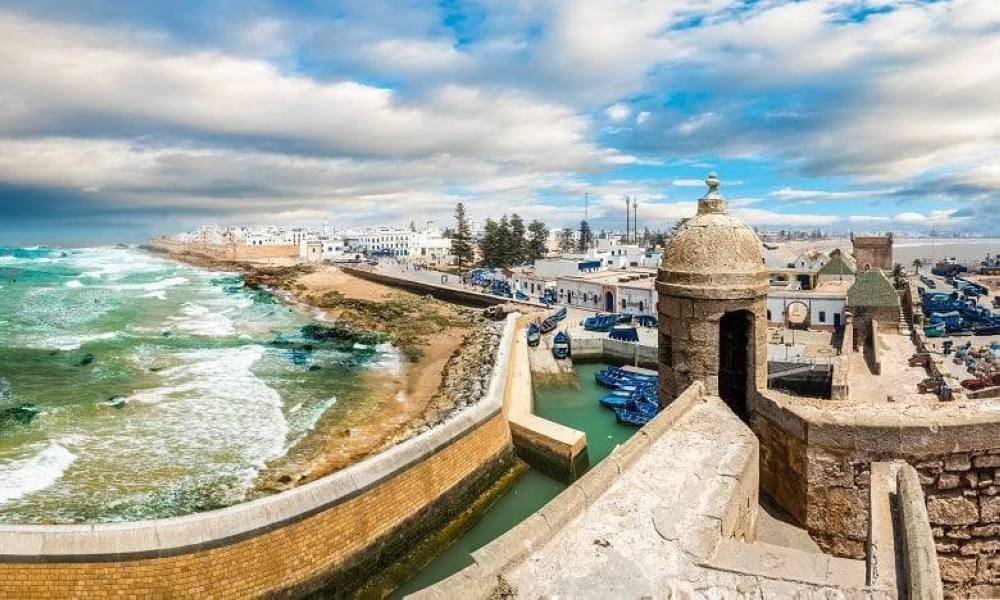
[0,246,396,524]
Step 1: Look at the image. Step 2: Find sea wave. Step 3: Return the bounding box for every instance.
[123,345,289,471]
[26,331,120,351]
[65,279,83,288]
[0,443,77,505]
[126,276,189,292]
[167,302,235,337]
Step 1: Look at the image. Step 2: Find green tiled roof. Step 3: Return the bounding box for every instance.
[818,253,854,276]
[847,270,900,307]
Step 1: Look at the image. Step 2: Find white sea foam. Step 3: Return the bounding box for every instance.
[32,331,119,351]
[141,291,168,300]
[127,276,189,292]
[65,280,83,288]
[167,302,235,337]
[123,345,289,472]
[0,444,77,504]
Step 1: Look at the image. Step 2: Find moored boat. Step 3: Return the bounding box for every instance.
[609,326,639,342]
[539,317,558,334]
[526,322,541,346]
[552,331,571,359]
[550,306,567,321]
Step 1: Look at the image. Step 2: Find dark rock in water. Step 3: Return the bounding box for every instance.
[106,395,126,409]
[161,330,172,337]
[1,403,40,426]
[301,323,386,347]
[49,350,58,356]
[78,353,95,366]
[308,365,322,372]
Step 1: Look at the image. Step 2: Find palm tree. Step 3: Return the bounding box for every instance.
[912,258,923,274]
[891,263,906,289]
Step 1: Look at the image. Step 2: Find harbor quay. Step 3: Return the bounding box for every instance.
[2,178,1000,599]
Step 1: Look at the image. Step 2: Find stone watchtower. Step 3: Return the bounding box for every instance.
[656,174,769,418]
[850,233,893,272]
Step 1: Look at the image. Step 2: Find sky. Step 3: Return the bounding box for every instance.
[0,0,998,244]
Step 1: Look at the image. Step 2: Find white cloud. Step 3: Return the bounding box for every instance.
[672,179,706,187]
[605,103,631,122]
[770,187,896,202]
[848,215,891,223]
[0,10,605,170]
[895,210,967,225]
[636,111,651,125]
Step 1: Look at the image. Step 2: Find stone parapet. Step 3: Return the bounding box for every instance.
[751,389,1000,596]
[897,464,944,600]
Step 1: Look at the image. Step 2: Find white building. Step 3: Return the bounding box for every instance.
[767,280,850,330]
[554,270,657,315]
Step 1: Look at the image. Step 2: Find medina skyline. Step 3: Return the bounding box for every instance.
[0,0,997,244]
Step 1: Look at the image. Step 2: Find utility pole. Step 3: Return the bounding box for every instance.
[633,197,638,245]
[625,195,630,245]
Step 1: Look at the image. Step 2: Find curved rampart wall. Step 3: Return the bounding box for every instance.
[0,315,519,599]
[751,389,1000,597]
[341,266,544,309]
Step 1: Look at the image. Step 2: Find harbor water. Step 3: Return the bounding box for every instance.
[392,362,635,596]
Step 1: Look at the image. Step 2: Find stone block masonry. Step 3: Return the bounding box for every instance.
[750,389,1000,598]
[0,319,520,599]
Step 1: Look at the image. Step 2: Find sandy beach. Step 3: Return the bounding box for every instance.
[144,246,482,490]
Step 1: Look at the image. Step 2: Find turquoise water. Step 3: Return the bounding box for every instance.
[534,362,637,464]
[392,362,633,596]
[0,246,396,523]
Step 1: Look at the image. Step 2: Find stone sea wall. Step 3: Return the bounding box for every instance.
[0,315,519,599]
[149,239,299,261]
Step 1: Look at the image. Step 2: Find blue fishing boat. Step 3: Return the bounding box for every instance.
[616,313,633,324]
[514,290,529,301]
[924,322,946,337]
[609,327,639,342]
[614,407,653,427]
[583,314,617,332]
[635,315,658,328]
[539,317,558,334]
[526,323,541,347]
[552,331,571,359]
[550,306,567,321]
[599,393,631,409]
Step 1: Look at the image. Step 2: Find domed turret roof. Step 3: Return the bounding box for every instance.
[658,174,768,299]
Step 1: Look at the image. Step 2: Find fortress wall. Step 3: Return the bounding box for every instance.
[148,240,299,261]
[751,390,1000,598]
[0,316,519,599]
[341,266,539,308]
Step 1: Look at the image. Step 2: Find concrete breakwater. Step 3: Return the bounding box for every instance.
[0,316,518,599]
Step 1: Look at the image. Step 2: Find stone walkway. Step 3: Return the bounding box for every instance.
[502,397,882,599]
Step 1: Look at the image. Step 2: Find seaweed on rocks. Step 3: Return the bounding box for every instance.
[0,403,40,427]
[301,323,387,347]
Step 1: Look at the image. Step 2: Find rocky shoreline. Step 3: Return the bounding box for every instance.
[144,244,502,491]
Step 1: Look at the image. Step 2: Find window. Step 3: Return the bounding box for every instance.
[819,311,826,323]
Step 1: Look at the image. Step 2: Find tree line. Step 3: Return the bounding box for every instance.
[449,201,674,270]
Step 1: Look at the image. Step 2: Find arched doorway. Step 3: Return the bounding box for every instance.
[605,291,615,312]
[719,310,751,420]
[784,301,810,330]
